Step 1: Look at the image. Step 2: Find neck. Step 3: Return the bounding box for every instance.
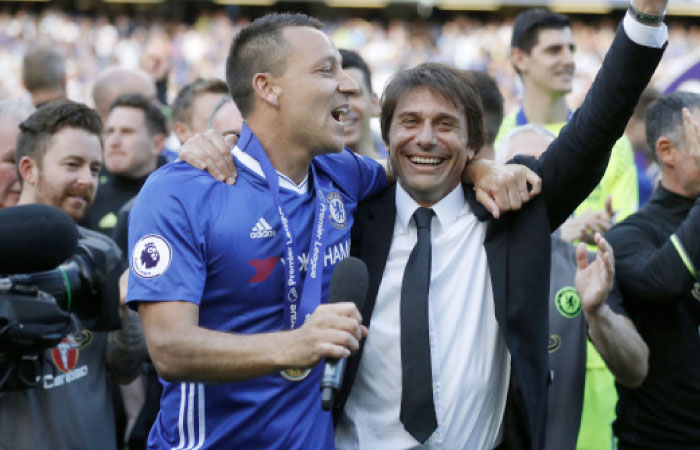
[31,89,65,107]
[351,131,380,160]
[660,173,698,199]
[17,188,36,207]
[247,116,313,185]
[522,82,569,124]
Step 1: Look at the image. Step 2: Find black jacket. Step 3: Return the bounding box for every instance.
[606,186,700,448]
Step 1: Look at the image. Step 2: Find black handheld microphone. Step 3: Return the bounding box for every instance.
[321,256,369,411]
[0,204,79,275]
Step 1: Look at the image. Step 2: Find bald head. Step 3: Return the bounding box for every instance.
[92,67,156,122]
[497,124,556,162]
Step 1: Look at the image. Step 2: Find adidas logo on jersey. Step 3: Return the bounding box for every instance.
[250,217,276,239]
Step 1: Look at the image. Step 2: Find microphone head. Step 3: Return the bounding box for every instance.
[0,204,79,275]
[328,256,369,310]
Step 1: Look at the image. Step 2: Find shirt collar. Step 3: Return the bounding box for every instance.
[233,123,309,194]
[395,182,465,234]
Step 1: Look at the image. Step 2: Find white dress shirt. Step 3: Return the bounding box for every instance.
[335,183,510,450]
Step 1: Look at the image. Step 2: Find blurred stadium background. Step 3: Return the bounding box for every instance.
[1,0,700,114]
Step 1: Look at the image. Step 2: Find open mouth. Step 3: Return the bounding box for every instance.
[331,105,349,123]
[408,156,443,166]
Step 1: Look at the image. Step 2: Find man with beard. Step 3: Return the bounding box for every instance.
[1,99,146,450]
[0,99,33,209]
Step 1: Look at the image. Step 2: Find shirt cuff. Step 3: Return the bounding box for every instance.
[623,10,668,48]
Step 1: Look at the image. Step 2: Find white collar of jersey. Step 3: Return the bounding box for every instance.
[395,181,466,234]
[232,146,309,195]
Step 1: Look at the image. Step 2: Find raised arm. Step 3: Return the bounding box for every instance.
[537,1,667,230]
[576,234,648,387]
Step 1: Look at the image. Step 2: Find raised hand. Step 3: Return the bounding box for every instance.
[682,107,700,166]
[575,233,615,316]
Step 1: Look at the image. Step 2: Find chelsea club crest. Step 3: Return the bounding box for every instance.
[327,192,347,230]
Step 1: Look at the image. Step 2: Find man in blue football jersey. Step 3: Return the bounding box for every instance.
[126,13,539,450]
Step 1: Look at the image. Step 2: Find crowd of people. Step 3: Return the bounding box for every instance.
[0,0,698,449]
[1,8,700,111]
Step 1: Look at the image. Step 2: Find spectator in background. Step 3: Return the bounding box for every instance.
[207,95,244,138]
[498,124,649,450]
[80,93,166,237]
[0,99,33,209]
[464,69,504,159]
[606,91,700,449]
[91,67,157,124]
[496,11,643,448]
[625,87,661,205]
[1,100,145,450]
[171,78,229,144]
[339,49,385,159]
[22,43,67,107]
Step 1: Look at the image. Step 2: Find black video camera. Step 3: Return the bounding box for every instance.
[0,205,122,391]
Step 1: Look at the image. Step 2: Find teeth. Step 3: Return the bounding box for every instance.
[409,156,441,165]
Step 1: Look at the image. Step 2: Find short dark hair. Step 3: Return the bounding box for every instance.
[226,13,323,117]
[645,91,700,158]
[16,100,102,171]
[22,43,66,92]
[511,9,571,53]
[380,62,484,153]
[340,49,373,94]
[172,78,229,126]
[109,93,168,136]
[464,70,503,148]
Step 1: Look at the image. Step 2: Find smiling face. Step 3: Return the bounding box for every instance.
[514,27,575,96]
[388,86,473,206]
[104,106,158,178]
[29,127,102,220]
[273,26,358,156]
[340,67,376,150]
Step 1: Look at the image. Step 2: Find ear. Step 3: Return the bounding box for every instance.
[510,48,528,74]
[152,134,167,156]
[18,156,38,186]
[370,93,381,118]
[465,146,476,163]
[655,136,676,167]
[172,122,191,145]
[252,73,281,108]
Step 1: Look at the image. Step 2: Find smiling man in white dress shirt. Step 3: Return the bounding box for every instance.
[334,3,669,448]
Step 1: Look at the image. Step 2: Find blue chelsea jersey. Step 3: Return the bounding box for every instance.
[126,124,387,450]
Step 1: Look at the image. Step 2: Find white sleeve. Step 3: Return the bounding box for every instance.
[623,9,668,48]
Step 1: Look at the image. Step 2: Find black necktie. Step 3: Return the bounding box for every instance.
[400,207,437,444]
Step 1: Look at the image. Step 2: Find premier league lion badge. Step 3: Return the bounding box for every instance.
[132,234,172,279]
[327,192,347,230]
